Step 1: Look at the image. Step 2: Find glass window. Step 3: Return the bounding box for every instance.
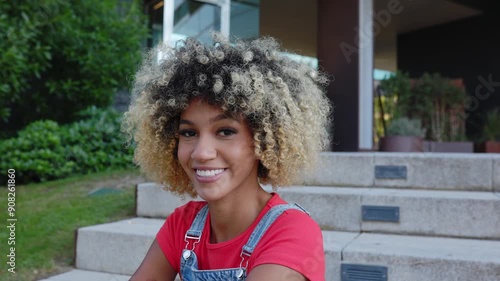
[147,0,262,46]
[172,0,221,44]
[145,0,165,47]
[230,0,260,40]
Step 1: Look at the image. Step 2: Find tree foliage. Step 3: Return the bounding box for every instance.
[0,0,148,135]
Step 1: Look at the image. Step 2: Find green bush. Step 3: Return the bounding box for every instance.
[379,72,467,141]
[378,71,413,120]
[482,108,500,141]
[0,0,148,135]
[63,107,135,174]
[411,73,466,141]
[1,120,75,182]
[0,107,135,185]
[386,117,426,137]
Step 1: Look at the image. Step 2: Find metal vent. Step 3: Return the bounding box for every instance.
[362,205,400,222]
[341,264,388,281]
[375,165,407,179]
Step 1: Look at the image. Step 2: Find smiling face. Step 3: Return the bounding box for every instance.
[177,99,260,202]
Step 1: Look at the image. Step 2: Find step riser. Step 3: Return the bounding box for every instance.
[341,256,500,281]
[76,230,149,275]
[341,233,500,281]
[39,269,182,281]
[281,188,500,239]
[39,269,131,281]
[137,184,500,239]
[301,153,500,192]
[76,220,159,275]
[136,183,193,218]
[75,219,500,281]
[360,194,500,239]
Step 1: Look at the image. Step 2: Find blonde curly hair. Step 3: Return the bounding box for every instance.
[122,33,332,197]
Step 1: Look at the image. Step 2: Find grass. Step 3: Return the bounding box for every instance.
[0,169,144,281]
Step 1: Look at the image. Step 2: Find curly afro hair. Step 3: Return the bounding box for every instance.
[122,33,332,197]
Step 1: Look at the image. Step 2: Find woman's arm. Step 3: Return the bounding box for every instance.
[246,264,307,281]
[129,239,177,281]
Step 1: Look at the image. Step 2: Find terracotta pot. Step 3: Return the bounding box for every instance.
[475,141,500,153]
[380,136,424,152]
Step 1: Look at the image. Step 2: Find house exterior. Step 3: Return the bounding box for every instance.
[143,0,500,151]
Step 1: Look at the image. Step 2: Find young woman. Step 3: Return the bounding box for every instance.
[122,33,332,281]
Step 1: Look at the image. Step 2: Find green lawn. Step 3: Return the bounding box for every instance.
[0,169,143,281]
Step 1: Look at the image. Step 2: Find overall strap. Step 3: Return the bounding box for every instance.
[184,204,209,250]
[241,203,309,256]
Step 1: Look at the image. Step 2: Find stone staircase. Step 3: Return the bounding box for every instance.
[41,152,500,281]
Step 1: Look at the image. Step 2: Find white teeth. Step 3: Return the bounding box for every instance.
[196,169,224,177]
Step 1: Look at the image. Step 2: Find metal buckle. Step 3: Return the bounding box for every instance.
[239,249,251,270]
[184,234,201,251]
[236,268,245,279]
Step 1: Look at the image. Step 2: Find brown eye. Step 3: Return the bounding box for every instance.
[218,129,236,136]
[178,130,196,137]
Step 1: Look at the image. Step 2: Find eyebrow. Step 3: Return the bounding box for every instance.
[179,114,238,126]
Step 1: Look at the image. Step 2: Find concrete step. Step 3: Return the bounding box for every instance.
[338,232,500,281]
[137,183,500,239]
[76,218,162,276]
[38,269,182,281]
[75,218,500,281]
[75,217,349,278]
[302,152,500,192]
[38,269,130,281]
[282,186,500,239]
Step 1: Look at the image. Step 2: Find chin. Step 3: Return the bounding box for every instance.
[193,186,228,202]
[197,193,226,203]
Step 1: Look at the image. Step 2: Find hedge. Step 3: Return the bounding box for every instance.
[0,107,135,185]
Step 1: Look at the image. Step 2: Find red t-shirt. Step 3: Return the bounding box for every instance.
[156,193,325,281]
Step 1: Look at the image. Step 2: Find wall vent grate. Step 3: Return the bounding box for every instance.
[362,205,400,222]
[375,165,407,179]
[341,264,388,281]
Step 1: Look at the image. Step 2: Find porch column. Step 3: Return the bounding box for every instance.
[317,0,374,151]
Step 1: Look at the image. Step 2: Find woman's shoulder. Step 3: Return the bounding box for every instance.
[249,194,325,280]
[168,200,207,223]
[269,193,312,214]
[267,193,321,234]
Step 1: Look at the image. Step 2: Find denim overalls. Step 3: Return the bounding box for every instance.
[180,203,309,281]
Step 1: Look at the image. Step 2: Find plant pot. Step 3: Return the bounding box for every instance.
[475,141,500,153]
[423,141,474,153]
[380,136,424,152]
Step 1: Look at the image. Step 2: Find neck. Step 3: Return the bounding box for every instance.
[208,185,272,243]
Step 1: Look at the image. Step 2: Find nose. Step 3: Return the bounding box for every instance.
[191,135,217,162]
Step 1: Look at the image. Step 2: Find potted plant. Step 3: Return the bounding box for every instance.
[380,117,426,152]
[375,71,412,140]
[476,108,500,153]
[411,73,473,153]
[377,71,412,119]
